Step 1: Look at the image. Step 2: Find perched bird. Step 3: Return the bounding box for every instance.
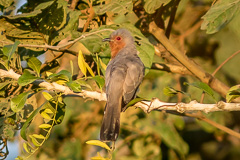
[100,29,145,141]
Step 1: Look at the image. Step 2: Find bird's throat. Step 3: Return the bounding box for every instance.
[110,41,126,58]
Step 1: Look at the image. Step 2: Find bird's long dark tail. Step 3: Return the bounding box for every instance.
[100,101,121,142]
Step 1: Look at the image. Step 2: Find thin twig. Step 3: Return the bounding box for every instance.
[185,112,240,139]
[212,50,240,76]
[165,0,181,38]
[201,50,240,102]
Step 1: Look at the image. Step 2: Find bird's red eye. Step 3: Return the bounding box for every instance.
[116,37,121,41]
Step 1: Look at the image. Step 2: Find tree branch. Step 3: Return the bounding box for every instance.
[2,69,240,113]
[151,62,192,75]
[1,69,240,139]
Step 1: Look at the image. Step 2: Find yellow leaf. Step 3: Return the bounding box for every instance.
[32,134,45,139]
[39,124,52,129]
[70,60,74,75]
[99,59,107,71]
[42,92,53,101]
[46,71,53,77]
[44,108,54,114]
[41,112,52,120]
[29,135,41,147]
[86,140,111,151]
[23,142,31,153]
[85,62,95,77]
[78,50,87,77]
[91,157,106,160]
[55,79,67,85]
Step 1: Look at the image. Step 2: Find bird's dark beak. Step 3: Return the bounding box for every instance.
[102,38,111,42]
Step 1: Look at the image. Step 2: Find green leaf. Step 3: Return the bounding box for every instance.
[75,79,92,90]
[67,81,82,92]
[163,86,191,100]
[48,70,72,82]
[91,76,105,90]
[11,92,30,112]
[184,82,215,100]
[94,0,133,15]
[226,85,240,102]
[18,70,38,86]
[125,97,145,108]
[27,57,42,77]
[0,55,9,70]
[201,0,240,34]
[86,140,111,151]
[20,101,46,140]
[144,0,171,14]
[3,40,20,61]
[163,87,178,97]
[0,81,11,90]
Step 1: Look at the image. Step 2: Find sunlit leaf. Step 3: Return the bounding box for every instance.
[39,124,52,129]
[42,92,53,101]
[29,135,41,147]
[78,50,87,77]
[23,142,31,153]
[86,140,111,151]
[70,60,74,75]
[32,134,45,139]
[41,112,52,120]
[99,58,107,71]
[86,62,95,77]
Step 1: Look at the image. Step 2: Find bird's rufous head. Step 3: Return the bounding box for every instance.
[103,29,135,58]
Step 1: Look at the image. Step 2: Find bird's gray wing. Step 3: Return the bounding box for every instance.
[122,56,144,108]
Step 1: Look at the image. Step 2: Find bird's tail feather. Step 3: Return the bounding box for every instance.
[100,102,121,142]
